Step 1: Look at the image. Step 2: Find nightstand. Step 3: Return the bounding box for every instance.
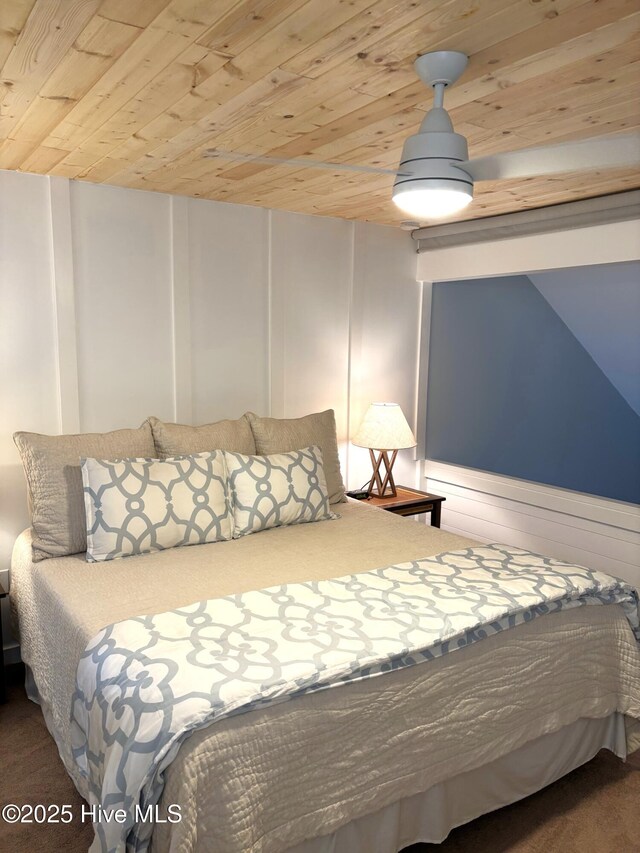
[0,580,7,703]
[366,487,446,528]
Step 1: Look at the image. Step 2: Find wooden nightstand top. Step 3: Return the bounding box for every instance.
[365,487,445,527]
[366,486,444,510]
[0,581,7,598]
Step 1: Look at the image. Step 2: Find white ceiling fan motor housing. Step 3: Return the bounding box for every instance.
[393,51,473,217]
[393,110,474,214]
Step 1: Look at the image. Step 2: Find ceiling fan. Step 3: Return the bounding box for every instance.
[204,51,640,220]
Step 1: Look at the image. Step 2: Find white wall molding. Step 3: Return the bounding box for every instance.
[268,209,286,420]
[48,176,80,434]
[266,209,273,417]
[170,195,192,423]
[412,190,640,251]
[416,219,640,282]
[344,220,356,487]
[414,281,430,461]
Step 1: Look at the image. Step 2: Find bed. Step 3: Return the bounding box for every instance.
[11,498,640,853]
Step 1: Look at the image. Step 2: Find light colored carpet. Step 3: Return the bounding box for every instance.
[0,671,638,853]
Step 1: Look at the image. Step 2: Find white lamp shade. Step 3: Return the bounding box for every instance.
[352,403,416,450]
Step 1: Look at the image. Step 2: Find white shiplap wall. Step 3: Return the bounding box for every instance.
[425,461,640,587]
[0,169,419,660]
[417,220,640,588]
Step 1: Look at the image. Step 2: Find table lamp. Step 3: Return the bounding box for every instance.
[352,402,417,498]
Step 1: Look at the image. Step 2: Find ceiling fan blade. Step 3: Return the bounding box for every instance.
[203,148,409,176]
[462,132,640,182]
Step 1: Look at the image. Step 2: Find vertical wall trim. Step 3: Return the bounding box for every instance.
[268,212,286,418]
[170,195,193,423]
[266,209,273,417]
[344,220,356,485]
[415,280,432,462]
[48,176,81,434]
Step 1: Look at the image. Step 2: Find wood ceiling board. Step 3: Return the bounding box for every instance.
[209,120,422,201]
[187,65,639,201]
[444,9,640,111]
[454,47,640,129]
[79,79,359,186]
[86,67,309,187]
[341,0,595,99]
[125,2,633,191]
[73,0,387,181]
[38,3,243,155]
[98,1,175,29]
[2,0,639,226]
[194,0,310,56]
[44,45,253,176]
[0,0,102,139]
[0,14,142,169]
[0,1,37,69]
[205,0,596,182]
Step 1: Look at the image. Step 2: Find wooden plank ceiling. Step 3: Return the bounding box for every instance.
[1,0,639,226]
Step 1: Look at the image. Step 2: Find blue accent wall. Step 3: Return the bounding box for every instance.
[530,262,640,416]
[426,271,640,505]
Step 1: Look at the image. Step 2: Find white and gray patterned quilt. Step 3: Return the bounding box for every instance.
[70,544,640,852]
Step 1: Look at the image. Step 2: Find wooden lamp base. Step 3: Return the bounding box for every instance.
[366,448,399,498]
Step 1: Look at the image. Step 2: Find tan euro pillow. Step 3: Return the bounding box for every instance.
[13,421,156,561]
[149,414,256,457]
[246,410,346,504]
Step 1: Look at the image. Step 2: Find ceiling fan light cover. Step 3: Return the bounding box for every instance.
[393,181,473,218]
[392,129,473,219]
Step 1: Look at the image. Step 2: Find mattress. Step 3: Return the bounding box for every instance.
[10,500,640,852]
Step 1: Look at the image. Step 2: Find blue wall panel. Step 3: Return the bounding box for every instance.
[426,272,640,505]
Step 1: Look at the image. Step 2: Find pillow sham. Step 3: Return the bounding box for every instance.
[81,452,232,562]
[13,421,156,561]
[246,410,346,504]
[224,446,337,538]
[149,414,256,458]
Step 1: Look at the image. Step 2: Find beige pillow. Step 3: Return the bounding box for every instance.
[14,422,156,561]
[246,410,346,504]
[149,415,256,457]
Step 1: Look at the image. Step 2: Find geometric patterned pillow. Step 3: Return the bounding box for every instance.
[81,452,233,562]
[223,445,338,539]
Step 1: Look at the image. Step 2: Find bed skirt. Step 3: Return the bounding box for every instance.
[24,664,638,853]
[285,713,633,853]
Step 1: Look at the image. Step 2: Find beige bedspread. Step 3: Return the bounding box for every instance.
[10,500,640,853]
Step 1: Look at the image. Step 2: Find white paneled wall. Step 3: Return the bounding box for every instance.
[350,222,422,491]
[187,197,270,425]
[71,182,175,431]
[0,172,60,565]
[0,169,418,658]
[270,210,353,478]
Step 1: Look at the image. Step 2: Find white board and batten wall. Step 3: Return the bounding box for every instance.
[3,164,637,661]
[0,169,420,660]
[416,218,640,589]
